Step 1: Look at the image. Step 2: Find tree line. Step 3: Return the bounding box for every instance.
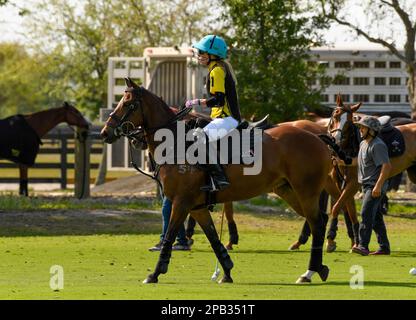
[2,0,415,122]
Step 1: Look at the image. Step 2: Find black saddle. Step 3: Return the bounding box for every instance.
[378,116,406,158]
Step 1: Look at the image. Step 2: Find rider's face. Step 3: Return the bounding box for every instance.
[359,125,369,139]
[197,51,210,65]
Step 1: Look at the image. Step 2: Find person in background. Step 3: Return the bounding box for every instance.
[336,116,392,256]
[148,197,191,251]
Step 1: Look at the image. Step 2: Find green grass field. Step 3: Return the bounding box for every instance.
[0,195,416,300]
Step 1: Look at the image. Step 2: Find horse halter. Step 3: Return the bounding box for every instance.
[328,107,350,143]
[107,86,145,138]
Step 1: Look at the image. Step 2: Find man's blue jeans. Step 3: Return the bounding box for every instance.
[358,185,390,251]
[161,197,187,245]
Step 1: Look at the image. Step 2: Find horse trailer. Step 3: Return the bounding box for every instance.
[100,47,208,171]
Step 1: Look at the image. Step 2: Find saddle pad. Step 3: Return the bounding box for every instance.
[0,115,42,166]
[379,126,405,158]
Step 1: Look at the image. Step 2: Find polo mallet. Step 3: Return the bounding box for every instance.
[211,207,225,281]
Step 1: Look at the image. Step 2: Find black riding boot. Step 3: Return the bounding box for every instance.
[201,163,230,191]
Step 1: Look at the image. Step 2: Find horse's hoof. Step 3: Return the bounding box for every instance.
[296,276,311,284]
[318,265,329,282]
[288,241,301,251]
[225,242,233,250]
[326,240,337,253]
[143,274,158,284]
[218,275,233,283]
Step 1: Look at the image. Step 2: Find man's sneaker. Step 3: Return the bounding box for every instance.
[369,249,391,255]
[187,238,194,247]
[172,243,191,251]
[148,242,162,252]
[351,246,370,256]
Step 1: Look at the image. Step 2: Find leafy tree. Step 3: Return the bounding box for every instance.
[222,0,328,122]
[20,0,219,185]
[318,0,416,120]
[0,43,63,118]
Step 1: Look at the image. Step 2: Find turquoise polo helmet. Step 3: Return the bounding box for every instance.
[192,35,227,59]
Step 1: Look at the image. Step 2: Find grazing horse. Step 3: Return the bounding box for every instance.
[101,78,333,284]
[0,102,89,195]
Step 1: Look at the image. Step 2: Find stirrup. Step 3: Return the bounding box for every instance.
[200,176,218,192]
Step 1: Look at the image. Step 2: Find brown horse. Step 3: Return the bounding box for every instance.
[332,105,416,186]
[278,96,362,251]
[319,103,416,248]
[101,78,333,284]
[127,107,239,250]
[0,102,89,195]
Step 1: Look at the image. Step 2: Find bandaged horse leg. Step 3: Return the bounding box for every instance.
[143,202,188,284]
[191,208,234,283]
[185,216,197,245]
[19,165,29,196]
[297,199,328,283]
[224,202,238,250]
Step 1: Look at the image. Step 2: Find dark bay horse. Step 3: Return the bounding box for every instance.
[101,78,333,284]
[0,102,89,195]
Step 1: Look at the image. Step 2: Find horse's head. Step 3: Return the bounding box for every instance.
[100,77,146,144]
[62,102,90,129]
[327,94,362,156]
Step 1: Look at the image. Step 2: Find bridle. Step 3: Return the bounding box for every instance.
[106,86,193,141]
[327,106,351,143]
[106,86,145,138]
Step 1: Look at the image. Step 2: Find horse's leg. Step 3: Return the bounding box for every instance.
[407,166,416,184]
[224,202,238,250]
[19,165,29,196]
[185,216,197,245]
[324,174,342,252]
[190,208,234,283]
[143,202,189,284]
[298,197,328,283]
[275,186,328,283]
[289,191,329,250]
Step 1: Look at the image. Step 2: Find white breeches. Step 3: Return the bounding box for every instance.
[203,117,239,142]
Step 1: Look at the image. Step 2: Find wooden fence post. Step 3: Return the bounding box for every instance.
[60,137,67,189]
[74,127,91,199]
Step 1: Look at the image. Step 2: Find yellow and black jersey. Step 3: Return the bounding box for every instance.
[206,61,241,122]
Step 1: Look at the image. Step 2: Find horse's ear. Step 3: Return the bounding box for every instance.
[124,77,138,88]
[351,102,362,113]
[63,101,70,108]
[336,93,343,107]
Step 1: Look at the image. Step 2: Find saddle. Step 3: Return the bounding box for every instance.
[378,116,406,158]
[185,114,271,164]
[0,115,42,166]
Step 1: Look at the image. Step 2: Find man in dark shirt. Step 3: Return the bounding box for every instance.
[337,116,392,256]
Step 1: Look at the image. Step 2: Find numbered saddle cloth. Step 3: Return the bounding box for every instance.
[0,114,42,166]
